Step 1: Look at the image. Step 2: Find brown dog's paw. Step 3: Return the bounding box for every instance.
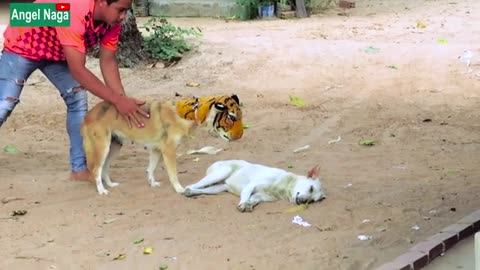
[175,186,185,194]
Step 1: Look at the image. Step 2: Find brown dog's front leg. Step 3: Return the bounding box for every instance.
[161,145,185,193]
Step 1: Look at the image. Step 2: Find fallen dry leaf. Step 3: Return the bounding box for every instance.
[1,197,24,204]
[186,82,200,87]
[113,253,126,260]
[285,204,309,213]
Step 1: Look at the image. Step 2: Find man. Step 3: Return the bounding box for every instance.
[0,0,149,180]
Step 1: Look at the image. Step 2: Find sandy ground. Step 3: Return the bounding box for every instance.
[1,0,480,269]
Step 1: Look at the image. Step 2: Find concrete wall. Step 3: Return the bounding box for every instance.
[149,0,240,18]
[148,0,335,18]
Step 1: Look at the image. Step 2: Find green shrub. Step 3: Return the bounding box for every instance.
[142,17,202,63]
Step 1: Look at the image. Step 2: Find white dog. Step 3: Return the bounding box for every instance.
[184,160,326,212]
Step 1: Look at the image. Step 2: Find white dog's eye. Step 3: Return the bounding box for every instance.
[309,185,314,193]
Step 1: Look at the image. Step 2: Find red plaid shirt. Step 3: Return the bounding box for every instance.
[2,0,121,61]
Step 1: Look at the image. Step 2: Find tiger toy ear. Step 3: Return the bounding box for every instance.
[307,165,320,179]
[214,103,227,111]
[231,94,240,105]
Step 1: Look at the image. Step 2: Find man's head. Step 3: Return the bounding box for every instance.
[94,0,133,26]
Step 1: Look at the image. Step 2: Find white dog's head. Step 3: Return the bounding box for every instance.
[292,165,326,205]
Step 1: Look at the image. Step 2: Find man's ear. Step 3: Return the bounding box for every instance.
[98,0,108,7]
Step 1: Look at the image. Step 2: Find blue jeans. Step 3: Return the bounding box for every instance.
[0,50,88,173]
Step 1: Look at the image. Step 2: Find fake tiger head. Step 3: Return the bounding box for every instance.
[176,94,243,141]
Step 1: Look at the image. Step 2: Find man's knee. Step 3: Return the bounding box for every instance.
[0,78,24,124]
[0,97,20,124]
[63,86,88,112]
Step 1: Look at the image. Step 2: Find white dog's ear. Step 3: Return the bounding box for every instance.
[307,165,320,178]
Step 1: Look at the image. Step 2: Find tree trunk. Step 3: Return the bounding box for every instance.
[116,9,148,67]
[295,0,308,17]
[88,9,148,68]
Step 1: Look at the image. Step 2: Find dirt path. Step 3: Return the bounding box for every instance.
[1,0,480,269]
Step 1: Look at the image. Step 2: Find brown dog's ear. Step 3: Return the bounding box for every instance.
[307,165,320,178]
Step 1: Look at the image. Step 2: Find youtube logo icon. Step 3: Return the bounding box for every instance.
[55,3,70,11]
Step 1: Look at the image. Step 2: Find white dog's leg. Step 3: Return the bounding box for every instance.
[238,194,265,212]
[186,165,233,190]
[237,183,257,212]
[102,140,122,188]
[146,149,162,187]
[184,184,228,197]
[184,165,233,197]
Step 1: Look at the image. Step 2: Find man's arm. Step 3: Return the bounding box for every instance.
[63,46,122,104]
[63,46,149,128]
[99,45,125,97]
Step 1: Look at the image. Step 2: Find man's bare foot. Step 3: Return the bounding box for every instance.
[71,170,91,182]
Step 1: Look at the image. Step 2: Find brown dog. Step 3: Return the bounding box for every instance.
[80,95,243,195]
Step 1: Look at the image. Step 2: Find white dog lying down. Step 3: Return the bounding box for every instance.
[184,160,326,212]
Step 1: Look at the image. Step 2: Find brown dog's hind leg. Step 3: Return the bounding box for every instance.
[102,139,122,188]
[161,143,185,193]
[146,148,162,187]
[82,125,112,195]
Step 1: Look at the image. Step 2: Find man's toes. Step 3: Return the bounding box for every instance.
[71,170,92,181]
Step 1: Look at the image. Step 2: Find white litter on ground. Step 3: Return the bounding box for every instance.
[292,215,312,227]
[328,136,342,144]
[458,50,473,73]
[187,146,223,155]
[358,234,373,241]
[293,145,310,153]
[411,225,420,231]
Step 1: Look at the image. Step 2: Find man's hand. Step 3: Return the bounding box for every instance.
[98,47,150,128]
[62,46,150,129]
[113,95,150,128]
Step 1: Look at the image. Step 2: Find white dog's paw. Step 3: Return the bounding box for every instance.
[184,188,194,197]
[237,203,254,212]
